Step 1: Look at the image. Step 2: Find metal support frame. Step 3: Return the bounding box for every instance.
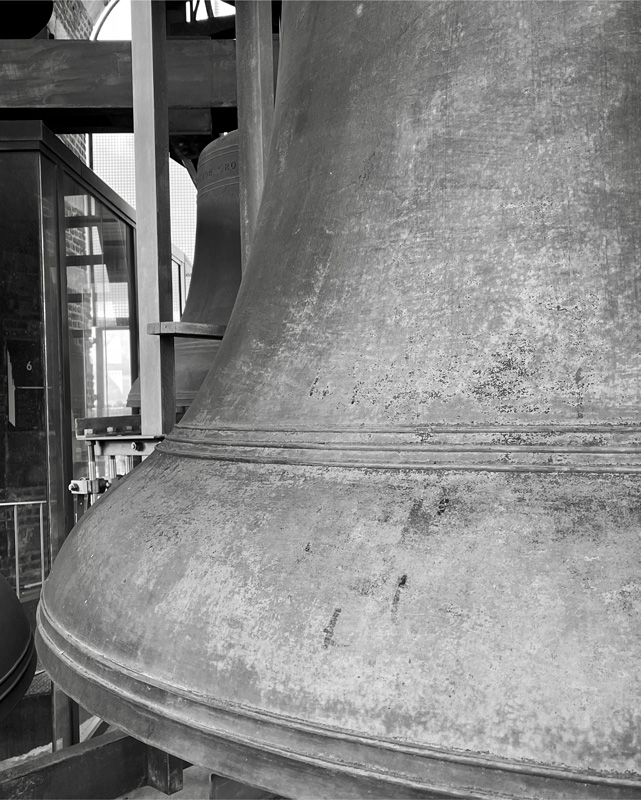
[0,500,48,599]
[131,0,176,436]
[147,746,184,795]
[51,687,80,752]
[235,0,275,271]
[0,730,185,799]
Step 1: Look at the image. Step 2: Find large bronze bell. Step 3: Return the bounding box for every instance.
[0,573,36,723]
[128,131,241,409]
[37,2,641,797]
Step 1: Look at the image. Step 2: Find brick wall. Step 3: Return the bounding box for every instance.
[48,1,110,163]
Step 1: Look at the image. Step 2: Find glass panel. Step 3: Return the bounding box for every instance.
[41,153,72,563]
[171,249,192,321]
[0,151,48,595]
[62,174,136,480]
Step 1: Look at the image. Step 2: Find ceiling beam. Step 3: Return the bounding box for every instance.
[0,39,236,108]
[0,39,237,133]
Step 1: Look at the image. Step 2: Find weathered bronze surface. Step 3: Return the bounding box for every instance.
[128,131,241,408]
[0,573,36,723]
[38,3,641,797]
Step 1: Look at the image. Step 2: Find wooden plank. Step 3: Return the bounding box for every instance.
[235,0,275,271]
[0,108,217,137]
[0,730,147,800]
[79,716,110,741]
[147,747,184,795]
[131,0,175,436]
[209,775,280,799]
[168,108,212,136]
[51,685,79,752]
[0,39,237,110]
[146,321,226,339]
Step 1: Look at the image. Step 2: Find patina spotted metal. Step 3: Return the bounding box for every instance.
[37,3,641,798]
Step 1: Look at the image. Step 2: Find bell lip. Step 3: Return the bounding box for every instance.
[0,635,37,723]
[36,597,641,799]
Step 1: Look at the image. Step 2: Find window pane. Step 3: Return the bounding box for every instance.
[0,151,48,596]
[63,175,135,479]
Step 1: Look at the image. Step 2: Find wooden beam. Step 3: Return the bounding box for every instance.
[0,39,237,110]
[0,731,147,800]
[131,0,175,436]
[51,685,79,751]
[147,747,184,795]
[180,156,198,185]
[209,775,278,799]
[146,321,225,338]
[235,1,275,271]
[0,107,223,137]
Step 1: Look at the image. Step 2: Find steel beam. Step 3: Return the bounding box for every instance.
[131,0,175,435]
[235,0,275,271]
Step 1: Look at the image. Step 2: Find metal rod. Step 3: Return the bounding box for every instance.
[87,443,97,507]
[0,500,47,507]
[131,0,176,435]
[14,506,20,598]
[235,0,274,271]
[40,502,46,587]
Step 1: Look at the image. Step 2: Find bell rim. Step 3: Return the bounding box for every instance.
[0,638,37,723]
[36,597,641,800]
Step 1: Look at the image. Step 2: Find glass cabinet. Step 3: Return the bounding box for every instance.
[0,122,137,598]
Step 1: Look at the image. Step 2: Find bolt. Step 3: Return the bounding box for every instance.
[131,441,142,451]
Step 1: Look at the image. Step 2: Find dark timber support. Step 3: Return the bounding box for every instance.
[0,731,147,800]
[131,0,175,435]
[0,40,236,116]
[147,746,184,795]
[51,685,79,751]
[0,730,187,799]
[235,0,274,271]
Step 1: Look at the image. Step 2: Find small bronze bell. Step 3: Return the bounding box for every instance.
[127,131,241,409]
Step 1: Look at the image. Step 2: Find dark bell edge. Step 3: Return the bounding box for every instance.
[35,598,641,798]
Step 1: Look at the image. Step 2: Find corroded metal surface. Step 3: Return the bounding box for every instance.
[38,3,641,797]
[128,131,241,408]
